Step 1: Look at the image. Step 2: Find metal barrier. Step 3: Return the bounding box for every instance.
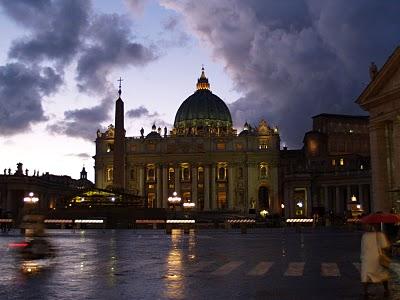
[0,219,13,223]
[44,219,73,224]
[135,220,165,224]
[286,219,314,223]
[166,219,195,224]
[226,219,255,223]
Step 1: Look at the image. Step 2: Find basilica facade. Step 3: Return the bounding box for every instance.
[94,68,281,213]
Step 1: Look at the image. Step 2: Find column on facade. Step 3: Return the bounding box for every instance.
[191,165,198,209]
[324,186,329,213]
[228,165,235,210]
[139,165,145,196]
[358,184,364,209]
[174,165,181,196]
[247,163,256,210]
[283,185,291,218]
[347,185,351,204]
[369,123,390,212]
[156,165,162,208]
[306,186,312,217]
[162,165,168,208]
[204,165,210,210]
[335,186,341,214]
[211,164,216,209]
[270,165,279,214]
[393,118,400,192]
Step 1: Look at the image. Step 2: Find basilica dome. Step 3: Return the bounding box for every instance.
[173,68,233,136]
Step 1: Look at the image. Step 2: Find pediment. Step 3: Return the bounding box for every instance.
[357,47,400,107]
[376,65,400,95]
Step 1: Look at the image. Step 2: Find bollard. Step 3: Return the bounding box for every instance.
[152,223,157,230]
[225,222,231,230]
[61,223,65,230]
[240,223,247,234]
[166,224,172,235]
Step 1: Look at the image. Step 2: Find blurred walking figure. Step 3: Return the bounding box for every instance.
[360,223,391,298]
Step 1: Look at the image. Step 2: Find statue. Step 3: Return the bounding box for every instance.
[7,168,11,175]
[3,168,6,175]
[140,127,144,138]
[369,62,378,80]
[97,129,101,138]
[164,126,167,137]
[25,169,29,176]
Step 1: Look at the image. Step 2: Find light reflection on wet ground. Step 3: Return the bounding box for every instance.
[0,228,398,299]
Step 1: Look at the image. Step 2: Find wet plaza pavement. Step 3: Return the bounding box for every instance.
[0,228,400,300]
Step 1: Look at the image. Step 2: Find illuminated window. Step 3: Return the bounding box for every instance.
[106,143,113,153]
[259,163,268,178]
[217,191,227,209]
[168,168,175,181]
[146,165,155,181]
[197,167,204,182]
[106,167,113,182]
[331,159,336,166]
[360,164,364,170]
[181,164,190,181]
[147,193,155,208]
[259,143,268,150]
[217,143,226,150]
[218,166,226,180]
[340,158,344,166]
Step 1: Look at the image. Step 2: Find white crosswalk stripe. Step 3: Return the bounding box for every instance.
[321,263,340,277]
[211,261,244,276]
[247,261,274,276]
[284,262,305,276]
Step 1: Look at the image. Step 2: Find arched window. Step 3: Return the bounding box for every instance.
[168,168,175,182]
[218,167,226,180]
[147,165,155,181]
[181,164,190,181]
[238,167,243,179]
[259,163,268,178]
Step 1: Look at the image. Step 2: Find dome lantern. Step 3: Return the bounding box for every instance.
[196,66,210,90]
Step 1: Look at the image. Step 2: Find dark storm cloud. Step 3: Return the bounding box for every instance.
[66,152,92,159]
[126,106,159,118]
[3,0,89,67]
[47,94,114,140]
[0,0,158,139]
[0,63,62,135]
[76,14,157,94]
[163,0,400,147]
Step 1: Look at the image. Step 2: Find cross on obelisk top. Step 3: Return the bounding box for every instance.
[118,77,123,96]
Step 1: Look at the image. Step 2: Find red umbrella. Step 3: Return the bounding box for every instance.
[360,212,400,224]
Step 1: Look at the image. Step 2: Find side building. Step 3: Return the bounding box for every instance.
[94,68,281,214]
[280,114,371,220]
[357,48,400,213]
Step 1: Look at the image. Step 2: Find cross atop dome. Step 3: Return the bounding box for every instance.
[196,66,210,90]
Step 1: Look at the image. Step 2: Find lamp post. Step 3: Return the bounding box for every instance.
[168,192,181,218]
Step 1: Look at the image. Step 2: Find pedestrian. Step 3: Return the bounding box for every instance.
[360,223,391,298]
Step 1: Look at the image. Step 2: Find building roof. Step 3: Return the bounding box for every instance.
[312,113,368,120]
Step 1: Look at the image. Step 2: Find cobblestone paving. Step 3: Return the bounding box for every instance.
[0,228,399,299]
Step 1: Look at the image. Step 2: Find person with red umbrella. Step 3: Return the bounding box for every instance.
[360,212,398,298]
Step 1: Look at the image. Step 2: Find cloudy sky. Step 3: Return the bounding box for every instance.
[0,0,399,181]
